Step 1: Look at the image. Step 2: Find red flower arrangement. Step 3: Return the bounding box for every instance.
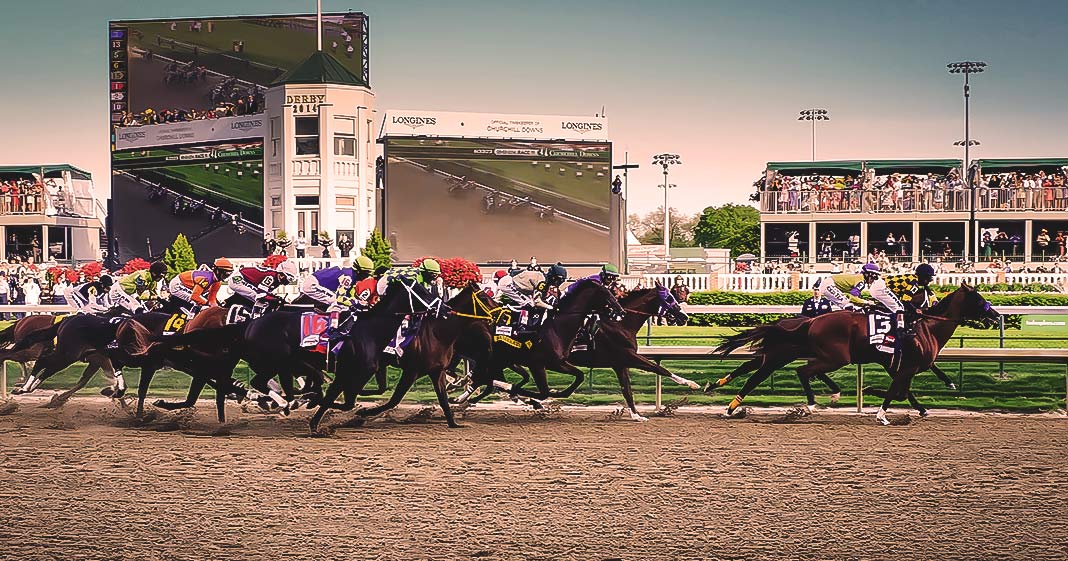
[412,256,482,289]
[79,261,103,280]
[46,266,79,285]
[119,258,151,274]
[263,254,287,269]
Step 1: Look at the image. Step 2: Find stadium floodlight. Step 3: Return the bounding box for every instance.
[798,108,830,161]
[653,153,681,259]
[948,60,987,260]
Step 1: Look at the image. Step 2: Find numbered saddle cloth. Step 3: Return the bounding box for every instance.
[299,312,330,348]
[384,315,424,358]
[161,312,191,336]
[866,311,896,354]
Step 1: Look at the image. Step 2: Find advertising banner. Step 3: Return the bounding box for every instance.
[381,110,609,142]
[114,114,266,150]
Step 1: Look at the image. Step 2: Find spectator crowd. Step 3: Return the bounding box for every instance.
[0,178,79,217]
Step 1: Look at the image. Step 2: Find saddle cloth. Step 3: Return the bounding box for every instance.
[299,312,330,349]
[161,312,190,336]
[866,310,896,354]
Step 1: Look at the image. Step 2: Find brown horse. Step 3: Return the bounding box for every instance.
[0,315,63,385]
[712,285,999,424]
[117,306,246,421]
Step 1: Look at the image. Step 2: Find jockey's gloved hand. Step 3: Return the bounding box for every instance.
[133,306,147,315]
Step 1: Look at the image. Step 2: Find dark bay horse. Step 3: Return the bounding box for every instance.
[712,285,999,424]
[0,314,63,385]
[117,306,246,421]
[459,279,625,404]
[336,283,498,429]
[496,284,698,421]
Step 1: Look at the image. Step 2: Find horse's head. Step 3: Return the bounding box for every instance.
[938,283,1000,326]
[654,281,688,326]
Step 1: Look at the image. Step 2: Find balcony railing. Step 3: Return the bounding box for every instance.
[975,187,1068,211]
[0,194,96,219]
[760,188,973,214]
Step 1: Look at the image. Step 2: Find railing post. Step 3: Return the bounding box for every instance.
[998,315,1005,377]
[655,359,663,411]
[855,364,864,413]
[1,361,6,398]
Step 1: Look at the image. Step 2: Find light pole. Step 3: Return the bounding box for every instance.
[613,152,639,273]
[798,108,829,161]
[652,153,681,263]
[948,60,986,260]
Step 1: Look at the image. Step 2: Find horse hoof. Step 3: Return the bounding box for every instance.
[716,377,730,387]
[876,412,891,426]
[829,392,841,403]
[152,399,166,408]
[919,409,930,418]
[947,383,957,390]
[112,388,126,399]
[629,412,649,422]
[100,387,115,398]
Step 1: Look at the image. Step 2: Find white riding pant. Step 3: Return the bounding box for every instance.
[817,277,854,310]
[167,276,196,304]
[300,275,338,309]
[868,279,903,313]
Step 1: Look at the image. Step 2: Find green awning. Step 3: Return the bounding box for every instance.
[975,158,1068,173]
[766,160,864,176]
[864,159,962,174]
[272,51,368,87]
[0,164,91,180]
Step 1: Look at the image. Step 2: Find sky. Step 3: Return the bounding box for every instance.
[0,0,1066,215]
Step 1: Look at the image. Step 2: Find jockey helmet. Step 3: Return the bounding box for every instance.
[275,259,298,283]
[354,255,375,273]
[149,261,168,279]
[860,262,880,282]
[600,263,620,282]
[546,264,568,286]
[213,257,234,275]
[99,274,114,288]
[420,259,441,281]
[493,269,509,282]
[915,263,936,284]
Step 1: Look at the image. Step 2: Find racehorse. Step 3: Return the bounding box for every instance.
[711,285,999,424]
[460,279,625,403]
[305,280,447,431]
[468,284,699,421]
[332,283,498,429]
[116,306,246,422]
[0,315,63,385]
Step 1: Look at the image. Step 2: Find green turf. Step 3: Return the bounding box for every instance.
[154,162,263,209]
[8,322,1064,413]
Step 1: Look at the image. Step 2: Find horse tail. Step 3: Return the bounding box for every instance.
[713,318,812,357]
[8,320,62,353]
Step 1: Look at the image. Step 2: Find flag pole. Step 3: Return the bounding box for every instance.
[316,0,323,51]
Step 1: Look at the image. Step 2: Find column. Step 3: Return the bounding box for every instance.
[963,221,971,262]
[912,221,920,262]
[0,225,6,262]
[40,226,49,264]
[1024,220,1033,263]
[859,221,868,260]
[759,222,766,259]
[807,222,817,263]
[318,101,335,258]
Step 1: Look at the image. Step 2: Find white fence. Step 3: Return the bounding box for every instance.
[623,272,1068,293]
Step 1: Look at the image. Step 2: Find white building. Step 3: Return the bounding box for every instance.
[0,165,103,264]
[263,52,377,256]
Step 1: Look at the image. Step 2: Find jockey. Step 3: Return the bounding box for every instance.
[165,258,233,314]
[377,259,443,306]
[499,264,567,326]
[800,286,834,318]
[299,255,375,312]
[66,274,115,314]
[881,263,939,334]
[111,262,168,314]
[226,259,298,310]
[567,263,620,294]
[813,263,880,311]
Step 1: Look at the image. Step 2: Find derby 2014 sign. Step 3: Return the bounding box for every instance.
[380,110,609,142]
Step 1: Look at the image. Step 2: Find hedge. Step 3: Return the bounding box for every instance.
[684,291,1068,328]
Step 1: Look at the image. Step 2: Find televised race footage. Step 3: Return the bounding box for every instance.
[385,138,611,263]
[111,142,264,262]
[109,13,367,125]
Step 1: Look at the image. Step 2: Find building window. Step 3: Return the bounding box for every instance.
[270,117,280,157]
[294,116,319,156]
[270,195,281,207]
[336,196,355,207]
[295,195,320,206]
[47,226,71,261]
[334,117,356,157]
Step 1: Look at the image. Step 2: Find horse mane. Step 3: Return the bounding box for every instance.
[558,278,609,310]
[620,287,658,306]
[927,284,968,316]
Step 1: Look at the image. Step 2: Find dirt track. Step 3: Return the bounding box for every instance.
[0,399,1064,560]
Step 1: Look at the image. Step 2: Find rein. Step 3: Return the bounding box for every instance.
[449,292,505,322]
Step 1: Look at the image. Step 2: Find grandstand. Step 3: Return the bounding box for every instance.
[758,158,1068,269]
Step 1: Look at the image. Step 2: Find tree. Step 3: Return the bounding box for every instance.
[692,204,760,257]
[162,234,197,281]
[361,229,392,269]
[627,207,696,246]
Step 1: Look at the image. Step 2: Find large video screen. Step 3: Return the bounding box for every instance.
[111,142,264,261]
[385,138,612,263]
[108,13,367,124]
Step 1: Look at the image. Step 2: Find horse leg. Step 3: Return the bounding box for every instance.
[13,351,72,395]
[929,364,956,390]
[613,367,647,422]
[726,356,794,416]
[814,372,842,403]
[155,376,207,411]
[46,361,102,406]
[712,357,762,390]
[877,369,917,425]
[136,365,160,417]
[357,367,420,419]
[796,359,848,411]
[358,364,388,396]
[906,391,928,417]
[430,369,461,428]
[547,361,587,399]
[309,381,346,432]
